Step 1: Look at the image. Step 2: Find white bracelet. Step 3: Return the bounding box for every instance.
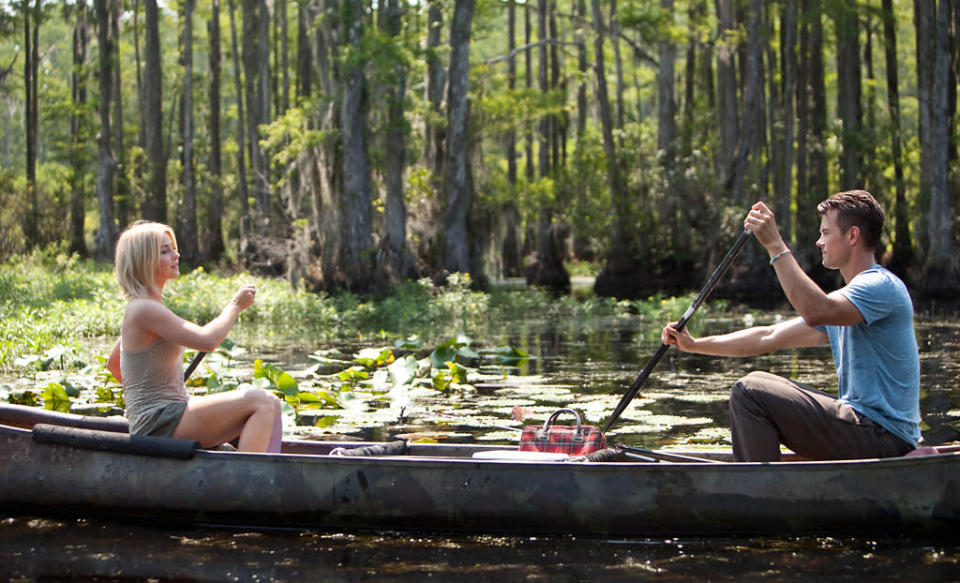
[769,249,792,265]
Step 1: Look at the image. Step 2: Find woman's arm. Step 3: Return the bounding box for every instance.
[106,339,122,383]
[125,284,257,353]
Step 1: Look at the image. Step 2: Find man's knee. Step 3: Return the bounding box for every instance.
[729,371,772,411]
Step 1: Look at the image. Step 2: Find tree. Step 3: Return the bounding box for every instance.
[380,0,414,281]
[834,0,862,188]
[340,0,375,289]
[593,0,634,298]
[881,0,912,277]
[23,0,40,245]
[143,0,166,223]
[178,0,199,264]
[110,0,128,229]
[205,0,225,260]
[94,0,117,260]
[714,0,739,186]
[69,1,90,256]
[227,0,250,239]
[915,0,957,290]
[441,0,475,275]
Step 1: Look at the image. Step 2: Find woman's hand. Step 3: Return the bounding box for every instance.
[230,283,257,311]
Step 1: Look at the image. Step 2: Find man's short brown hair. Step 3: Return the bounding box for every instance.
[817,190,885,251]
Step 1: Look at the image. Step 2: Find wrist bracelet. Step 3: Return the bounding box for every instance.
[769,248,792,264]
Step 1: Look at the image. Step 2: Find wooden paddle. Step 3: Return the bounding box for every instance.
[183,351,207,382]
[601,228,753,433]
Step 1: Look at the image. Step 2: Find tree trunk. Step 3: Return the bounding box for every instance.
[94,0,117,261]
[714,0,739,191]
[297,2,312,99]
[881,0,911,277]
[726,0,761,201]
[424,0,445,180]
[178,0,199,264]
[779,0,796,244]
[657,0,677,166]
[658,0,679,253]
[341,0,375,289]
[205,0,226,261]
[143,0,166,223]
[592,0,634,298]
[835,0,862,188]
[610,0,625,143]
[111,0,128,230]
[23,0,39,245]
[526,0,568,292]
[916,0,957,290]
[572,0,591,261]
[502,0,523,277]
[380,0,413,282]
[243,0,270,223]
[441,0,475,275]
[228,0,250,239]
[69,2,90,256]
[279,0,289,115]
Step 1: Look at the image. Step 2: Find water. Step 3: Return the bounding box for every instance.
[3,305,960,580]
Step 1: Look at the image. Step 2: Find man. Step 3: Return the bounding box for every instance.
[662,190,920,461]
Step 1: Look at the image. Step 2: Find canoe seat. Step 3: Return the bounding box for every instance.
[32,423,199,459]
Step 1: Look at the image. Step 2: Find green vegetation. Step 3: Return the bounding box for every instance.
[0,251,728,439]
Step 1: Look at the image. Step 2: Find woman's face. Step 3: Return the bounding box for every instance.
[155,233,180,284]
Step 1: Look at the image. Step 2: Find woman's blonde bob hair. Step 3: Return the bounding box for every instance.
[114,221,178,299]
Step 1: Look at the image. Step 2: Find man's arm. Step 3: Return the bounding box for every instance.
[746,202,864,327]
[662,316,828,357]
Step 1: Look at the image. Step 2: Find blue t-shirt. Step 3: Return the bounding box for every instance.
[813,265,921,446]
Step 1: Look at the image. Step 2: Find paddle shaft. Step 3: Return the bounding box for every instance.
[183,351,207,382]
[601,229,753,433]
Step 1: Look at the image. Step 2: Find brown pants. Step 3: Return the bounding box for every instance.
[729,371,914,462]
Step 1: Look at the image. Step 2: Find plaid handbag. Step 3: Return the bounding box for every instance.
[518,408,606,456]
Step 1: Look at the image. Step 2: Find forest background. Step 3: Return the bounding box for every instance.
[0,0,957,300]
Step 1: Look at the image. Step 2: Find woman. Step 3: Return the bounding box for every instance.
[106,222,282,453]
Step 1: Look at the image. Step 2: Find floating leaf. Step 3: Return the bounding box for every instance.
[388,355,418,387]
[355,347,394,368]
[40,382,71,413]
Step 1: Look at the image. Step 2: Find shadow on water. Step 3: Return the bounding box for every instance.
[3,516,960,581]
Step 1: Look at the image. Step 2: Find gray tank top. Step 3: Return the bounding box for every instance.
[121,336,188,434]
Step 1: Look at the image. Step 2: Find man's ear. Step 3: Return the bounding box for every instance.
[847,225,861,246]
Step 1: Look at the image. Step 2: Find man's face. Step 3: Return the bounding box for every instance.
[816,210,849,269]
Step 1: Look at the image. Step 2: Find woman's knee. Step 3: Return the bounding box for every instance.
[241,388,281,415]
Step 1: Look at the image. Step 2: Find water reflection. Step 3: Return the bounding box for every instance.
[3,516,959,581]
[330,311,959,450]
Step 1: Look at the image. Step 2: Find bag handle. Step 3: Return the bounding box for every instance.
[540,408,584,440]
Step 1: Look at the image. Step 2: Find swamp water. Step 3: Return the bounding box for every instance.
[2,305,959,580]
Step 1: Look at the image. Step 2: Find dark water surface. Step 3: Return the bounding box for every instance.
[3,306,959,581]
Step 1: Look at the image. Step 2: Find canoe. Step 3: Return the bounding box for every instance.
[1,403,958,536]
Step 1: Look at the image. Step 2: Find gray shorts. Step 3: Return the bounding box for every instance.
[129,400,188,437]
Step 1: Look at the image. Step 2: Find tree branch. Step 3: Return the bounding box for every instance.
[483,38,581,66]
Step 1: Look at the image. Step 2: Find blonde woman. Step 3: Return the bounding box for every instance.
[106,222,282,453]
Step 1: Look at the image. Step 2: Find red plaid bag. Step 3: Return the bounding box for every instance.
[518,408,606,456]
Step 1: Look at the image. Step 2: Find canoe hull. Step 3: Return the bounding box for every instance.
[2,424,959,535]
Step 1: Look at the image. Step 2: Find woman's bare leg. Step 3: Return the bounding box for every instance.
[172,388,282,452]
